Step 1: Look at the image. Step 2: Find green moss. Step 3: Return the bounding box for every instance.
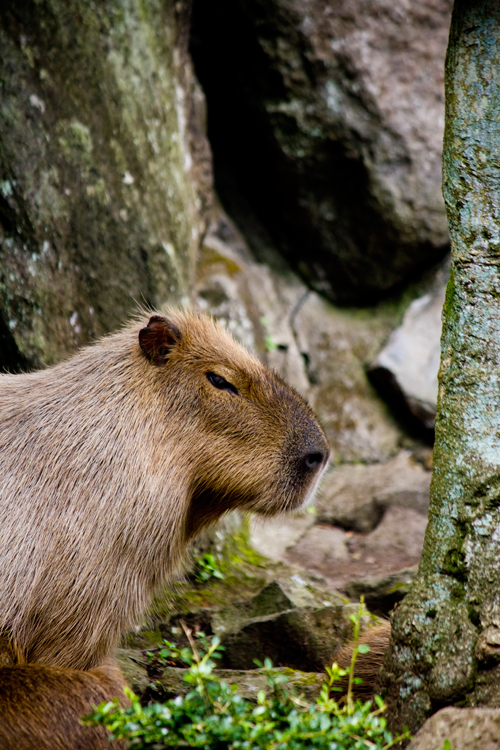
[0,0,202,367]
[442,266,455,324]
[57,119,93,166]
[152,520,269,619]
[443,549,467,582]
[281,668,322,686]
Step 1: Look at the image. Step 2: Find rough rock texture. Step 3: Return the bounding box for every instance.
[285,525,349,569]
[359,506,428,562]
[293,292,404,462]
[191,0,452,304]
[369,263,449,431]
[410,707,500,750]
[219,605,353,671]
[317,451,431,533]
[250,513,317,562]
[0,0,211,369]
[280,506,427,603]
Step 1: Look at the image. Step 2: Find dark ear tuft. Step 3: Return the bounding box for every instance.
[139,316,182,366]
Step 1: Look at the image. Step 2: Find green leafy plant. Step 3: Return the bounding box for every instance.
[85,600,416,749]
[192,552,225,582]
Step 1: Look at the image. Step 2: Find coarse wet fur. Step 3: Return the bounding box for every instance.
[0,310,329,748]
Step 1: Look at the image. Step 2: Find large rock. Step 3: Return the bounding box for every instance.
[279,506,427,601]
[250,512,317,562]
[219,605,357,671]
[191,0,452,304]
[316,451,431,533]
[369,267,449,430]
[410,707,500,750]
[293,292,404,462]
[0,0,211,369]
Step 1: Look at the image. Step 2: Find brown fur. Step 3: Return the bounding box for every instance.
[0,664,128,750]
[332,621,391,700]
[0,309,329,746]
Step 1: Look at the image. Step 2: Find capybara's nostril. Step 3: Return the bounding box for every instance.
[303,451,325,470]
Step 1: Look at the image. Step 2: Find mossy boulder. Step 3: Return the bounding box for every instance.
[0,0,211,369]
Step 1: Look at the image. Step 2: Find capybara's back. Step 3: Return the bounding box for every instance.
[0,310,329,677]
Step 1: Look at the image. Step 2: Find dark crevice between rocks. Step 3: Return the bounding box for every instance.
[0,189,31,373]
[0,314,29,373]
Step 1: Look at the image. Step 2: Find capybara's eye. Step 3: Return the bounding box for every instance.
[206,371,239,395]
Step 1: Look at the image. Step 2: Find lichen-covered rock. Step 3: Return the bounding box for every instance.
[0,0,211,369]
[191,0,452,304]
[293,293,403,462]
[212,578,347,638]
[116,648,151,696]
[148,665,325,703]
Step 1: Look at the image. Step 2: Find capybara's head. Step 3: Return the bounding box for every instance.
[139,312,329,537]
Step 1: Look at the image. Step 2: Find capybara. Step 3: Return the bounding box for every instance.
[332,620,392,700]
[0,663,128,750]
[0,310,329,748]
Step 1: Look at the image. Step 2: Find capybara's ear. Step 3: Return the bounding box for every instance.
[139,316,182,366]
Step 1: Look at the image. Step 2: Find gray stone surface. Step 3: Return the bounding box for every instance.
[196,210,405,464]
[285,525,349,569]
[249,513,317,563]
[212,578,346,638]
[361,506,428,561]
[346,567,417,616]
[291,289,404,463]
[116,648,151,696]
[410,707,500,750]
[370,274,448,429]
[293,292,403,463]
[317,451,432,533]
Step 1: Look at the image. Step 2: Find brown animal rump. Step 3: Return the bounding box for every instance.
[0,310,329,749]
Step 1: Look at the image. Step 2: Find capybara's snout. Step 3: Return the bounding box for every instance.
[289,414,330,498]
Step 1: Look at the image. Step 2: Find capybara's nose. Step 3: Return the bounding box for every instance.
[301,450,327,473]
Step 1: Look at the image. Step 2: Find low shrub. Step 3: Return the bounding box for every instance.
[85,600,410,749]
